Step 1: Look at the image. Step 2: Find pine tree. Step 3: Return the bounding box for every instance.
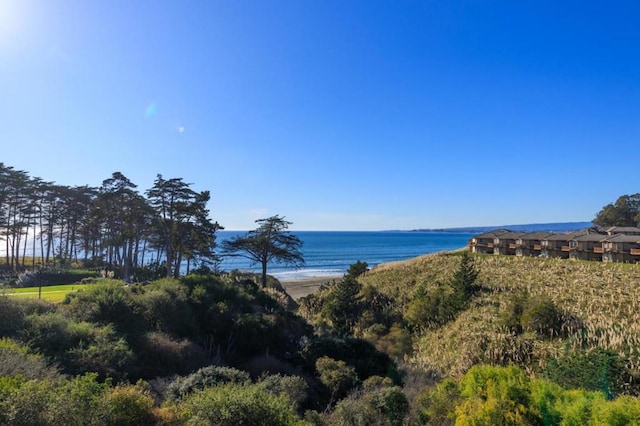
[324,274,362,334]
[449,253,480,310]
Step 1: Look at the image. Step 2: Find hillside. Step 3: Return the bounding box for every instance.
[355,252,640,384]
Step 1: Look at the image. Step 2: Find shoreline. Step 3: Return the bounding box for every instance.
[280,275,342,300]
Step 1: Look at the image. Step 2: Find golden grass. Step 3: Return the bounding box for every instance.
[360,253,640,378]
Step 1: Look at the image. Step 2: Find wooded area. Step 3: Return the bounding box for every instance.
[0,163,221,281]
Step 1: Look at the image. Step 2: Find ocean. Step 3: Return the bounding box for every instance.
[217,231,474,280]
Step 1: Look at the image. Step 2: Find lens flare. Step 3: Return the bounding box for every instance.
[145,102,158,118]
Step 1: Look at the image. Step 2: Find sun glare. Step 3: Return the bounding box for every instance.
[0,0,23,48]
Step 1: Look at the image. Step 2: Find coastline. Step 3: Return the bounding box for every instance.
[280,275,341,300]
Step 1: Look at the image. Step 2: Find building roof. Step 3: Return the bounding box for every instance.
[472,229,510,239]
[605,234,640,243]
[517,232,553,240]
[572,233,610,242]
[543,230,588,241]
[495,231,528,240]
[604,226,640,235]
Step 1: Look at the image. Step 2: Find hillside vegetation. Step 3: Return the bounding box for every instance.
[4,256,640,424]
[357,253,640,386]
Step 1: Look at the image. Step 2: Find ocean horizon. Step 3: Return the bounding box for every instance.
[217,230,473,280]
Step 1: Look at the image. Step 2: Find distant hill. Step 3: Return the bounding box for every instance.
[414,221,593,234]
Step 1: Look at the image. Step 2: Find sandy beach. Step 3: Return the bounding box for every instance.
[280,275,342,300]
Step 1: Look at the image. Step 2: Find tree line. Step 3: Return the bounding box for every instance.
[0,163,221,281]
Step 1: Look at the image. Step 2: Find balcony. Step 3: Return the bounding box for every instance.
[508,243,516,249]
[533,244,542,250]
[561,246,571,252]
[487,243,494,248]
[593,247,604,254]
[631,248,640,256]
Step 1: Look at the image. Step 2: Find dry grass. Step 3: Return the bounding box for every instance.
[360,253,640,378]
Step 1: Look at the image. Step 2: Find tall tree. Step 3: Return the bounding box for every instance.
[221,215,304,287]
[594,194,640,228]
[92,172,153,281]
[146,175,221,278]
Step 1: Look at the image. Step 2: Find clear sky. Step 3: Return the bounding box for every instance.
[1,1,639,230]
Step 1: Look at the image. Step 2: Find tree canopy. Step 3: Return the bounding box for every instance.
[221,215,304,287]
[593,193,640,228]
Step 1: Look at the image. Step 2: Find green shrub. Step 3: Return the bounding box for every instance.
[66,324,134,380]
[501,292,563,338]
[46,373,110,425]
[520,295,563,337]
[0,337,59,381]
[591,395,640,425]
[329,384,408,426]
[179,383,303,426]
[364,323,413,358]
[258,374,309,409]
[329,395,379,425]
[552,388,604,426]
[316,356,359,402]
[544,348,628,398]
[97,382,155,425]
[64,282,143,336]
[0,297,25,338]
[414,378,460,426]
[322,276,362,334]
[166,365,251,402]
[301,336,395,383]
[404,285,455,329]
[0,379,55,426]
[456,365,537,425]
[134,331,208,379]
[133,279,199,337]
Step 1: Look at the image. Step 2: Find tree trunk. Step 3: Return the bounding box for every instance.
[261,261,267,288]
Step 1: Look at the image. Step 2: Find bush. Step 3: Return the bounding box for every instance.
[414,378,460,426]
[364,323,413,358]
[134,332,208,379]
[0,379,55,425]
[404,285,455,329]
[166,365,251,402]
[65,325,134,381]
[258,374,309,410]
[543,348,629,398]
[520,295,563,337]
[501,292,563,338]
[64,281,143,336]
[179,383,303,426]
[329,384,408,426]
[97,382,155,425]
[46,373,110,425]
[301,336,395,383]
[315,356,359,402]
[456,365,537,425]
[0,338,59,381]
[133,279,199,337]
[0,297,25,338]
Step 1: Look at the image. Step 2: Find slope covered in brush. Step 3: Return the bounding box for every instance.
[351,252,640,393]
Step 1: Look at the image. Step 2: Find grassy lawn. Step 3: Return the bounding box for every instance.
[1,283,93,302]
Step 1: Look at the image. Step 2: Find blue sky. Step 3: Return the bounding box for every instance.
[1,1,639,230]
